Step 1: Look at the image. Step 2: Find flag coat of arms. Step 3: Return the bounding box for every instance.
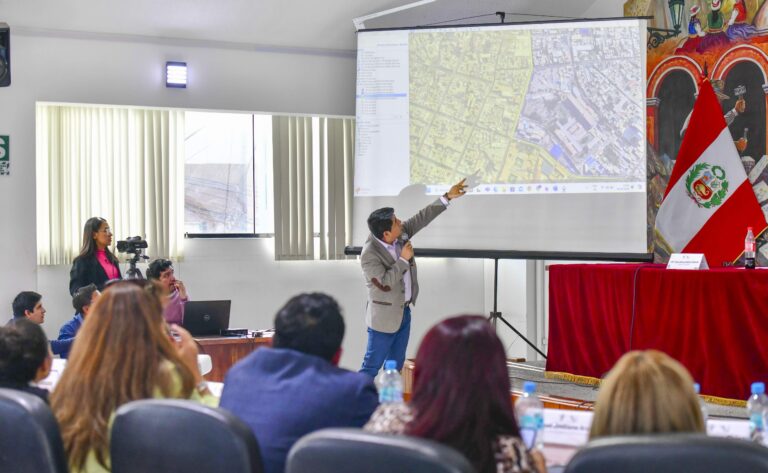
[655,78,767,265]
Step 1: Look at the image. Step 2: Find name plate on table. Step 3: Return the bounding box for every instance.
[708,419,750,439]
[667,253,709,270]
[543,409,592,446]
[541,409,750,447]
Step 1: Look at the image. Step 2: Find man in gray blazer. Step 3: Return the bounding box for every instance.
[359,179,467,377]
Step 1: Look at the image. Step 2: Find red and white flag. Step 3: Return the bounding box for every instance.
[656,78,767,265]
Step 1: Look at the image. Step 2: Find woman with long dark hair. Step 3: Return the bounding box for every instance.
[69,217,122,295]
[365,315,545,473]
[51,281,215,473]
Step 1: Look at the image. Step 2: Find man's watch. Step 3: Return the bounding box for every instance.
[443,192,451,201]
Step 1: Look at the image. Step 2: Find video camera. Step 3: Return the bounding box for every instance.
[117,236,148,254]
[116,236,149,279]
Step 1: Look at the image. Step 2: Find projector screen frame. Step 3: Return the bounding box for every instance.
[355,15,653,34]
[354,16,652,256]
[343,246,654,262]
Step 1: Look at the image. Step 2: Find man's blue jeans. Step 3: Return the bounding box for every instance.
[359,307,411,378]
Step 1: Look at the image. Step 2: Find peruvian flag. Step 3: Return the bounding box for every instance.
[656,78,767,265]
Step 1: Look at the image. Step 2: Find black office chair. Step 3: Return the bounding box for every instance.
[286,428,475,473]
[564,433,768,473]
[111,399,263,473]
[0,388,69,473]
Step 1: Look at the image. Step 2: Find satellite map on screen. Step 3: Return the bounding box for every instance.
[409,24,645,187]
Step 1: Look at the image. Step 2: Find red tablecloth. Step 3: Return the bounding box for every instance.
[546,264,768,402]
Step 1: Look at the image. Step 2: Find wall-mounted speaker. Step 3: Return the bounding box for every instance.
[0,23,10,87]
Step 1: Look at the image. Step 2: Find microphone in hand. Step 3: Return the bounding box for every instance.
[401,241,414,261]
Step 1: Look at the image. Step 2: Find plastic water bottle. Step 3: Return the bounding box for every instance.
[694,383,708,425]
[378,360,403,403]
[745,227,756,269]
[516,381,544,450]
[748,382,767,443]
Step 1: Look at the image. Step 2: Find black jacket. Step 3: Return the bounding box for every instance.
[69,254,122,295]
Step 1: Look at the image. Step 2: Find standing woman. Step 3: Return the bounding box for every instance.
[69,217,122,295]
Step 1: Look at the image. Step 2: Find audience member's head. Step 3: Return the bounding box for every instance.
[408,315,520,473]
[51,281,197,471]
[590,350,704,439]
[146,258,177,292]
[367,207,397,241]
[71,284,100,317]
[11,291,45,324]
[103,277,165,301]
[0,319,52,385]
[272,293,345,363]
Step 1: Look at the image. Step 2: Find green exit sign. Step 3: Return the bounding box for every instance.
[0,135,8,175]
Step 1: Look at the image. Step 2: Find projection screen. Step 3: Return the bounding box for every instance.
[352,18,649,254]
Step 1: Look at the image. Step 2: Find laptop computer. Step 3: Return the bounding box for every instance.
[182,300,231,336]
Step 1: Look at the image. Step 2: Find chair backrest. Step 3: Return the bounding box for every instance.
[0,388,69,473]
[111,399,263,473]
[564,433,768,473]
[286,428,475,473]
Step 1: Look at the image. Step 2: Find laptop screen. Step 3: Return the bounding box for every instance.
[182,300,231,336]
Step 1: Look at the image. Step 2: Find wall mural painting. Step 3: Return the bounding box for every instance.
[626,0,768,263]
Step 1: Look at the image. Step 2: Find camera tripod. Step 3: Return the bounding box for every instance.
[125,252,149,279]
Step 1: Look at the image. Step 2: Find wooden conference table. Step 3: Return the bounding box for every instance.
[546,263,768,403]
[195,336,272,382]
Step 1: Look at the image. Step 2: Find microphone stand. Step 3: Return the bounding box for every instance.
[488,257,547,358]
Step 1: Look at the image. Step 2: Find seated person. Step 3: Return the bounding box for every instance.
[12,290,83,358]
[0,319,53,403]
[220,292,378,473]
[9,291,46,325]
[51,281,216,473]
[52,284,100,359]
[589,350,704,438]
[365,315,545,473]
[146,258,188,325]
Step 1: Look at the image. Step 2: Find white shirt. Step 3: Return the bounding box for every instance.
[374,237,413,302]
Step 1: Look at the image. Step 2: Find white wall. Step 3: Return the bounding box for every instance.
[583,0,626,18]
[1,31,512,370]
[0,31,357,307]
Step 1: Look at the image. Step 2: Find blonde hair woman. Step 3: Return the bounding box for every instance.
[51,281,216,473]
[590,350,705,439]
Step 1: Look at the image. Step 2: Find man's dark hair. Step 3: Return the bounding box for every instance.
[367,207,395,240]
[146,258,174,280]
[273,293,345,361]
[0,319,49,383]
[72,284,99,313]
[11,291,42,319]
